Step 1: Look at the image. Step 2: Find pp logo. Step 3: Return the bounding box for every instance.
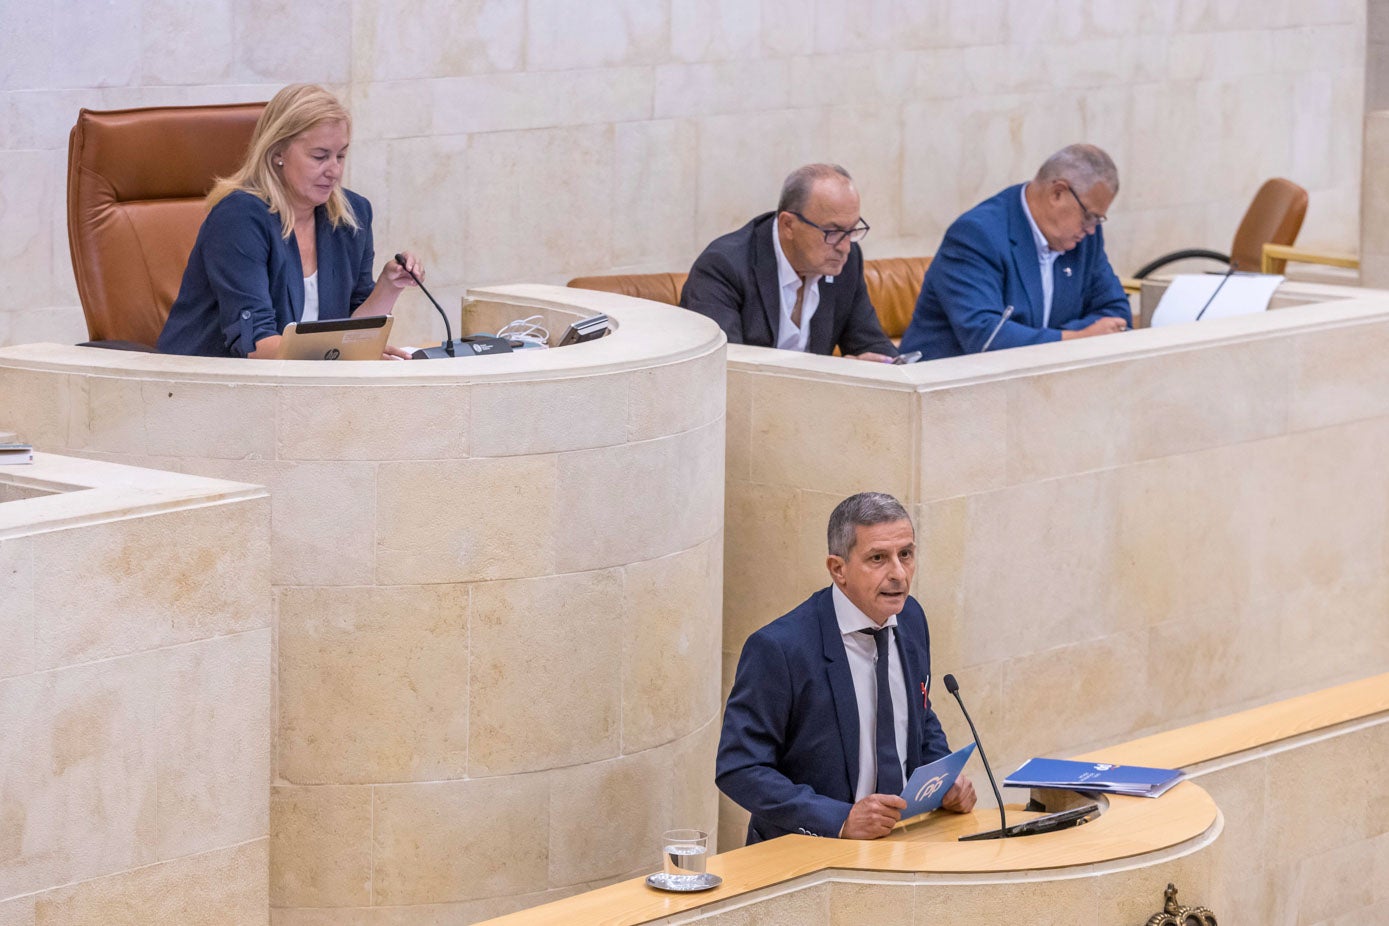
[915,774,948,802]
[323,348,341,360]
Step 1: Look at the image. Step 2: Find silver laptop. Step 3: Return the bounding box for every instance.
[277,315,394,360]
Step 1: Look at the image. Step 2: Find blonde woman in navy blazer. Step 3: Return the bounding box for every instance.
[159,84,422,358]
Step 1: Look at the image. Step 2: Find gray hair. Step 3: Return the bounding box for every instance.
[827,492,913,558]
[777,163,853,214]
[1035,144,1119,196]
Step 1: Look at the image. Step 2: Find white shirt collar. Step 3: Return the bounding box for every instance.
[1020,183,1061,260]
[771,220,834,288]
[832,583,897,636]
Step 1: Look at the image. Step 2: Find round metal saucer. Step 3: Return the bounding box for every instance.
[645,871,723,892]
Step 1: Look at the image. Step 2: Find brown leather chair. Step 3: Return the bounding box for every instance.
[67,102,266,348]
[568,255,932,342]
[1133,178,1308,279]
[862,256,931,340]
[567,272,688,307]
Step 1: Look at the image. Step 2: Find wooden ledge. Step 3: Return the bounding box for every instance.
[480,672,1389,926]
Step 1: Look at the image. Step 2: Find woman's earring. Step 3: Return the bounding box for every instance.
[276,158,284,167]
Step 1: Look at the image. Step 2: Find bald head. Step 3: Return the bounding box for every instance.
[777,163,853,214]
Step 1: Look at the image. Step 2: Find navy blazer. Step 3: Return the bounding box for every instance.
[716,587,952,844]
[899,183,1130,360]
[679,212,896,357]
[158,189,377,357]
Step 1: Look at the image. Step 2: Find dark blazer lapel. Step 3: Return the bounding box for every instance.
[893,617,926,771]
[808,276,837,354]
[285,229,305,323]
[1052,250,1080,322]
[1007,187,1044,327]
[817,590,861,796]
[314,207,342,319]
[751,217,782,345]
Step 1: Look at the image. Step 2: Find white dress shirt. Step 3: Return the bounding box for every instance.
[1019,184,1061,327]
[301,271,320,323]
[771,224,833,352]
[831,583,909,801]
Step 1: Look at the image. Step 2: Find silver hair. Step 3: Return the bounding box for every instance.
[827,492,913,558]
[1034,144,1119,196]
[777,163,853,214]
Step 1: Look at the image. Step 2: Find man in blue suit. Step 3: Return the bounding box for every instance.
[900,144,1131,360]
[717,493,976,844]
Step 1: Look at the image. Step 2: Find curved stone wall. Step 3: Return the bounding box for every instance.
[0,285,726,923]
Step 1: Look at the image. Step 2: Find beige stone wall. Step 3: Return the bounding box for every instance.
[0,1,1366,348]
[1361,110,1389,286]
[0,288,726,923]
[723,293,1389,849]
[0,456,271,925]
[1193,718,1389,923]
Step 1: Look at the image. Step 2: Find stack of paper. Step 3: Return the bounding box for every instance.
[0,443,33,465]
[1004,757,1183,798]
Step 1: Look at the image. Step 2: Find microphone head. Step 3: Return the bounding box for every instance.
[943,673,959,694]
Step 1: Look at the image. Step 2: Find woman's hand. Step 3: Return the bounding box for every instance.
[379,251,424,291]
[381,344,413,361]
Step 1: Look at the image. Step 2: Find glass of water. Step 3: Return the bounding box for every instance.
[662,829,708,881]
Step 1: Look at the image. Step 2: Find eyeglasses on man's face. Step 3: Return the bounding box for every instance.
[789,211,871,246]
[1064,183,1107,229]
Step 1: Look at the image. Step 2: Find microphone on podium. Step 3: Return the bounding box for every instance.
[942,674,1008,839]
[1193,261,1239,321]
[979,306,1015,352]
[944,673,1101,841]
[395,254,515,359]
[394,253,457,359]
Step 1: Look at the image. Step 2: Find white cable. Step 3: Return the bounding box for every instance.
[495,315,550,348]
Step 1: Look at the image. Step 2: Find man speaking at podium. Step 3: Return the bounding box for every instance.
[717,493,975,844]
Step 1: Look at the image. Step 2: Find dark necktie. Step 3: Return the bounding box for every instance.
[859,626,902,795]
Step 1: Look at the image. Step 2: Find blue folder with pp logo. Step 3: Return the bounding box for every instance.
[898,742,976,820]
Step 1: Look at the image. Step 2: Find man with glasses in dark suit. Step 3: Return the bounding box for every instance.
[680,164,898,361]
[899,144,1131,360]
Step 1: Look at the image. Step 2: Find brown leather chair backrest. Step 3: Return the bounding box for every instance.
[568,256,932,341]
[566,272,689,306]
[1230,178,1308,275]
[862,256,932,339]
[67,102,266,346]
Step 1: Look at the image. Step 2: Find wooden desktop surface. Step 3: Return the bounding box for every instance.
[482,672,1389,926]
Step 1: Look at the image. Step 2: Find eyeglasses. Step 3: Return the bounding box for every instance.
[1065,184,1107,229]
[789,211,870,246]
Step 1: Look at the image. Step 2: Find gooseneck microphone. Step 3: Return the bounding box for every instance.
[394,253,455,357]
[943,674,1008,839]
[1193,261,1239,321]
[979,305,1015,352]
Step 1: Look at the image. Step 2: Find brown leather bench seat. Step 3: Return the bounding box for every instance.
[568,255,931,342]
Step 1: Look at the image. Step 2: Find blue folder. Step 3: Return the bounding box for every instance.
[899,742,976,819]
[1004,757,1183,797]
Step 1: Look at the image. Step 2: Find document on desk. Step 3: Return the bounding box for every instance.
[1150,272,1284,327]
[898,742,976,820]
[1004,757,1183,798]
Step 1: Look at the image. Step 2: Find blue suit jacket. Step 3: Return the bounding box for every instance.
[899,183,1130,360]
[158,189,377,357]
[716,588,952,844]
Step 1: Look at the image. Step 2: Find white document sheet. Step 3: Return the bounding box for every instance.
[1150,273,1285,327]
